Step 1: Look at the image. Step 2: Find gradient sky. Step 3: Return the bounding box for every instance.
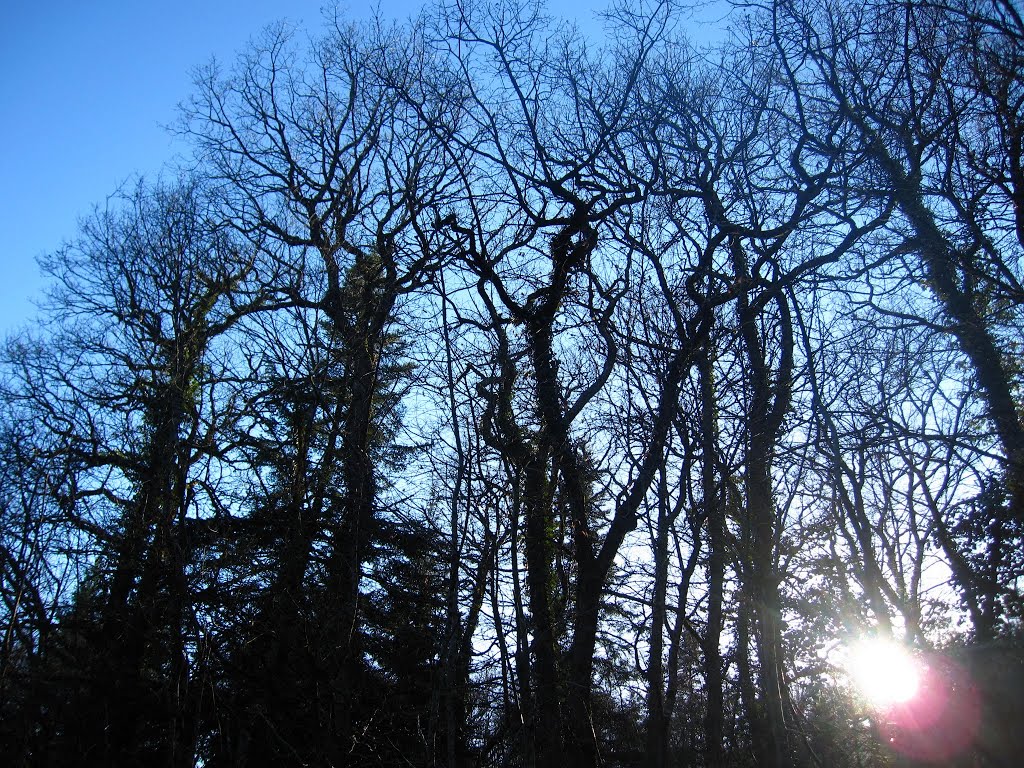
[0,1,723,339]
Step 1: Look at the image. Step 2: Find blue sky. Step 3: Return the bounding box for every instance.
[0,1,724,338]
[0,1,413,337]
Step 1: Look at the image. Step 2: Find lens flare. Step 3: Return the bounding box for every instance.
[844,638,920,708]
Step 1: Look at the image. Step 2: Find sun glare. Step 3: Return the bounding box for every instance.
[844,638,921,708]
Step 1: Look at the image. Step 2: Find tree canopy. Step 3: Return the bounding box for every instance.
[1,1,1022,767]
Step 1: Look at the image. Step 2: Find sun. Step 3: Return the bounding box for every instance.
[843,637,921,708]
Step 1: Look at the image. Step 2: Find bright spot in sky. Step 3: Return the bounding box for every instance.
[844,638,921,708]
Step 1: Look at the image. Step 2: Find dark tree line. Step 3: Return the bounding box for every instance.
[2,1,1023,766]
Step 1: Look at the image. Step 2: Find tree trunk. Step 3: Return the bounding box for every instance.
[644,472,670,768]
[699,344,727,768]
[733,237,796,768]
